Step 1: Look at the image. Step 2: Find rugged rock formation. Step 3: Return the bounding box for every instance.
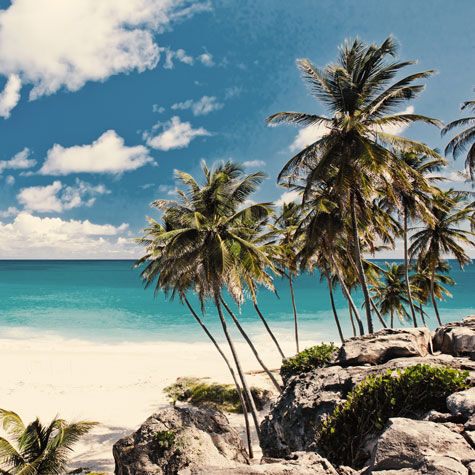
[433,315,475,357]
[113,406,248,474]
[333,328,432,366]
[447,387,475,418]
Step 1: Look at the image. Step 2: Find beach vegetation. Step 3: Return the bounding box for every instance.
[0,409,97,475]
[317,364,470,468]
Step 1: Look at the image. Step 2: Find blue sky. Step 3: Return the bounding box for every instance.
[0,0,473,258]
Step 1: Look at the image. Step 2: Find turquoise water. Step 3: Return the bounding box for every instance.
[0,260,473,344]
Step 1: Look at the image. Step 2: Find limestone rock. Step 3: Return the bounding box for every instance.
[447,388,475,419]
[113,406,248,474]
[366,418,475,473]
[466,415,475,430]
[333,328,431,367]
[434,315,475,357]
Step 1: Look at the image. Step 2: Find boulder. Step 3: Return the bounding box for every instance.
[447,388,475,419]
[260,354,467,458]
[333,328,431,367]
[366,418,475,473]
[113,406,248,474]
[434,315,475,357]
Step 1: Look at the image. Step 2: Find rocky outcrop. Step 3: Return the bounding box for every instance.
[364,417,475,474]
[447,387,475,418]
[113,406,248,474]
[434,315,475,357]
[333,328,431,366]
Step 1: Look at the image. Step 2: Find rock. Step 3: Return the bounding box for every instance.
[366,418,475,473]
[434,315,475,357]
[422,410,455,423]
[468,460,475,474]
[447,388,475,419]
[260,353,468,458]
[333,328,431,367]
[465,430,475,447]
[113,406,248,474]
[466,415,475,430]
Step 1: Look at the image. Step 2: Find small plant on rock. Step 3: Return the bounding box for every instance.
[317,364,470,468]
[154,430,176,454]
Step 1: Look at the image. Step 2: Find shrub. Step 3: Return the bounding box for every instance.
[317,364,470,468]
[154,430,176,454]
[163,377,271,413]
[280,343,337,383]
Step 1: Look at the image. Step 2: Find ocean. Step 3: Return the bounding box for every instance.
[0,259,473,345]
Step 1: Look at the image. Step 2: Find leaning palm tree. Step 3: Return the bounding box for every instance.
[0,409,96,474]
[409,190,474,325]
[267,36,441,334]
[442,98,475,178]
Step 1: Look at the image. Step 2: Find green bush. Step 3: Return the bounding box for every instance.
[280,343,338,383]
[318,364,470,468]
[154,430,176,454]
[163,377,271,413]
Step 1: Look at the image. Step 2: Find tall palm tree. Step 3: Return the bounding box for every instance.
[442,98,475,178]
[267,36,441,334]
[0,409,96,474]
[409,190,474,325]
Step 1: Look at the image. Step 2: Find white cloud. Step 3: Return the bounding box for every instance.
[144,116,210,151]
[17,179,109,212]
[161,47,194,69]
[152,104,165,113]
[198,52,214,67]
[158,184,177,195]
[275,190,302,207]
[0,206,19,218]
[5,175,15,185]
[39,130,154,175]
[171,95,223,116]
[0,212,136,258]
[0,74,21,118]
[224,86,242,99]
[0,0,210,115]
[0,148,36,173]
[242,160,266,168]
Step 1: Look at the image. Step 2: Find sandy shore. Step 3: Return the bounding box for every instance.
[0,331,316,473]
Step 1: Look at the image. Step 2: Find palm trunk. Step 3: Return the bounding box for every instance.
[288,272,299,354]
[350,190,373,334]
[184,297,253,457]
[327,275,344,343]
[348,301,356,337]
[334,263,364,336]
[221,298,282,393]
[403,208,418,327]
[429,267,442,326]
[253,301,286,359]
[419,303,427,327]
[390,308,394,328]
[215,296,261,442]
[370,296,387,329]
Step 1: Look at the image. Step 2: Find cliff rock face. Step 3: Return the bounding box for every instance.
[433,315,475,357]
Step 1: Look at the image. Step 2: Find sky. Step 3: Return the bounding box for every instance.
[0,0,473,259]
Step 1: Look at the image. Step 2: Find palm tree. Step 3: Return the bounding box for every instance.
[0,409,96,474]
[371,262,410,328]
[442,98,475,178]
[409,190,474,325]
[267,36,441,334]
[137,160,276,446]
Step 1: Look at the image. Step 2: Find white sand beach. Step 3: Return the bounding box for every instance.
[0,332,316,473]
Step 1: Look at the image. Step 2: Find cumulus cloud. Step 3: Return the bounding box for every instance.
[0,212,136,258]
[39,130,154,175]
[17,179,109,212]
[198,52,214,67]
[5,175,15,185]
[0,147,36,173]
[0,74,21,118]
[161,47,194,69]
[0,206,19,218]
[242,160,266,168]
[152,104,165,113]
[0,0,210,115]
[144,116,210,151]
[275,190,302,207]
[171,95,223,116]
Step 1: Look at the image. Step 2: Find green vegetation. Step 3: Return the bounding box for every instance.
[0,409,97,474]
[280,343,338,382]
[318,365,470,468]
[164,377,271,413]
[154,430,176,453]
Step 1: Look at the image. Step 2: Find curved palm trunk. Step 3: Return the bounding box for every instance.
[215,296,261,442]
[334,264,364,336]
[288,272,299,354]
[370,296,387,329]
[350,191,373,334]
[220,298,282,393]
[326,275,344,343]
[429,268,442,326]
[390,308,394,328]
[348,301,356,336]
[184,297,253,457]
[253,301,286,359]
[403,209,418,327]
[419,302,427,327]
